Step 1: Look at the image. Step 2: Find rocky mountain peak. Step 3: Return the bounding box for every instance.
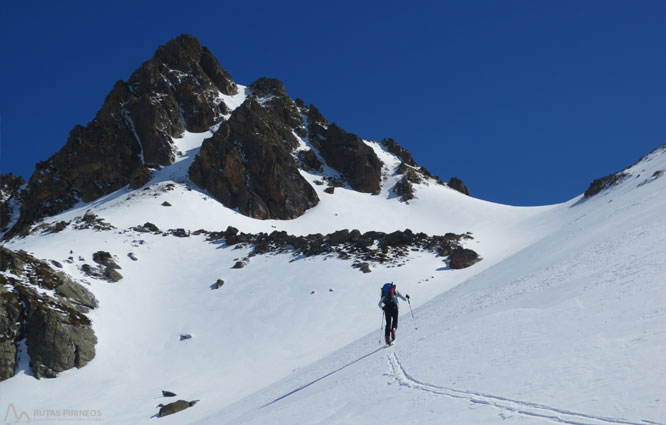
[7,34,236,237]
[5,34,456,236]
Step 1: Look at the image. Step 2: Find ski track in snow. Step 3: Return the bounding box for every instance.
[387,352,663,425]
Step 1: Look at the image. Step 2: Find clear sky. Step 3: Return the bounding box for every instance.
[1,0,664,206]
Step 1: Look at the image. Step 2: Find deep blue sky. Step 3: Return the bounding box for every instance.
[1,1,665,206]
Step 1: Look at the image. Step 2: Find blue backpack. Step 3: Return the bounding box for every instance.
[381,283,397,305]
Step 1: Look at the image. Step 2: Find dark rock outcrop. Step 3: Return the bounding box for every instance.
[248,78,304,131]
[314,123,383,194]
[394,177,415,201]
[157,400,198,418]
[0,247,97,380]
[0,173,25,233]
[305,104,384,194]
[298,150,323,172]
[448,177,470,196]
[133,222,161,233]
[0,288,22,381]
[584,172,629,198]
[91,251,123,282]
[394,165,424,201]
[449,248,480,269]
[189,98,319,219]
[198,228,479,272]
[381,138,416,166]
[8,34,237,237]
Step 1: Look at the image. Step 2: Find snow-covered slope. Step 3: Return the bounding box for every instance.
[1,141,664,425]
[197,146,666,425]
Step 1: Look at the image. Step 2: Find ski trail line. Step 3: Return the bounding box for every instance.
[387,353,664,425]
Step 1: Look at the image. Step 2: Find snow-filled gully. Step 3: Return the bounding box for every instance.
[386,352,662,425]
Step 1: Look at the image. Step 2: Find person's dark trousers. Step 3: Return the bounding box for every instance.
[384,304,399,343]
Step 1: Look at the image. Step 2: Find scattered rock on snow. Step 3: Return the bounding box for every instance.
[232,261,245,269]
[81,264,104,279]
[92,251,123,282]
[161,201,172,207]
[168,228,190,238]
[162,390,177,397]
[93,251,121,270]
[179,334,192,341]
[157,400,198,418]
[133,222,161,233]
[211,279,224,290]
[449,248,480,269]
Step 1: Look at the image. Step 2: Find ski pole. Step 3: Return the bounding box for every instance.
[379,312,385,344]
[407,298,417,330]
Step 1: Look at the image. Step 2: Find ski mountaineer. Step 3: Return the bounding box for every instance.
[378,282,409,346]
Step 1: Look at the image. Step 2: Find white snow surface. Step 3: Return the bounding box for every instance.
[1,141,665,425]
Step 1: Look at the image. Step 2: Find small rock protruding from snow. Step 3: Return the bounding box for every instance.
[448,248,480,269]
[157,400,198,418]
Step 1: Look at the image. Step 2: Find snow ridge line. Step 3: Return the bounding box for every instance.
[387,353,662,425]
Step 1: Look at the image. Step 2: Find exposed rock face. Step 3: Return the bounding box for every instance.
[8,34,236,237]
[394,165,424,201]
[298,150,323,172]
[394,176,415,201]
[0,173,25,233]
[308,115,383,194]
[248,78,304,132]
[381,138,416,166]
[22,297,96,379]
[305,105,384,194]
[0,288,22,381]
[189,98,319,219]
[584,172,629,198]
[0,247,97,380]
[448,177,470,196]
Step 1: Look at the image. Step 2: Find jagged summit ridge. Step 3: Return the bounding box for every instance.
[4,34,453,237]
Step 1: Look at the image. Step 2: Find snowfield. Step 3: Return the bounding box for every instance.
[1,140,665,425]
